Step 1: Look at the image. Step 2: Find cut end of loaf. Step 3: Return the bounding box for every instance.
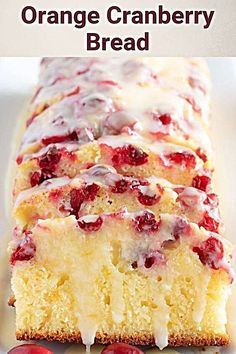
[11,214,232,349]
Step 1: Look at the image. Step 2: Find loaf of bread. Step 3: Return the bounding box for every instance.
[9,58,234,350]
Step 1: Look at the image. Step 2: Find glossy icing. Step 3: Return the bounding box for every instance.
[19,58,211,160]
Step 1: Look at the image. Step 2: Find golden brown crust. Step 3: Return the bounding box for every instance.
[16,330,230,347]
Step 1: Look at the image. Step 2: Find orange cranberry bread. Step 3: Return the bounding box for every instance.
[9,58,233,350]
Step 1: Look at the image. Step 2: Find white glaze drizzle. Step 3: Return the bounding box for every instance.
[152,296,170,350]
[192,269,211,323]
[21,58,212,160]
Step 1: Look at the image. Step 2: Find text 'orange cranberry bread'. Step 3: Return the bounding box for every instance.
[9,58,234,350]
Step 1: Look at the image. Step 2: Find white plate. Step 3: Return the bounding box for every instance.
[0,58,235,354]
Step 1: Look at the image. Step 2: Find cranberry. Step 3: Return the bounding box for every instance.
[137,192,160,206]
[193,236,224,270]
[131,261,138,269]
[81,183,100,202]
[42,131,78,145]
[192,175,211,192]
[144,256,157,268]
[70,183,100,216]
[70,189,83,214]
[165,151,196,169]
[124,145,148,166]
[16,155,23,165]
[110,179,130,193]
[198,212,219,233]
[10,235,36,266]
[158,114,172,125]
[134,211,160,233]
[102,343,144,354]
[29,147,62,186]
[78,216,103,232]
[173,217,190,239]
[30,171,44,187]
[132,251,165,269]
[8,344,54,354]
[112,145,148,166]
[196,148,207,163]
[38,146,62,171]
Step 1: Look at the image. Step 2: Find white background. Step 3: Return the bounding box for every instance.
[0,58,235,354]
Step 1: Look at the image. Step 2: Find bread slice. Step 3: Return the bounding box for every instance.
[9,212,233,350]
[14,164,222,234]
[14,136,211,197]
